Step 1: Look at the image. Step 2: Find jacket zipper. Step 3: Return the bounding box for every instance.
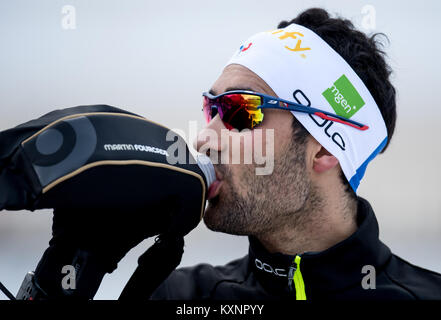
[288,255,307,300]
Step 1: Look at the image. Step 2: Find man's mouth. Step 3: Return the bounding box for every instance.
[207,179,223,200]
[207,168,224,200]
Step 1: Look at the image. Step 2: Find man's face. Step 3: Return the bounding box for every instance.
[195,64,314,236]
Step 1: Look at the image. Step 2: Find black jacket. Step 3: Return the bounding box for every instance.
[150,198,441,300]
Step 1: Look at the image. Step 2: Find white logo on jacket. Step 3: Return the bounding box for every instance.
[254,258,287,277]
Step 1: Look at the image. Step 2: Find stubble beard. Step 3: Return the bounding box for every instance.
[203,139,313,236]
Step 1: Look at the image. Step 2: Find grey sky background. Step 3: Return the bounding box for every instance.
[0,0,440,299]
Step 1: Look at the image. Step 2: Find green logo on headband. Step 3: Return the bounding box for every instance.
[322,74,365,119]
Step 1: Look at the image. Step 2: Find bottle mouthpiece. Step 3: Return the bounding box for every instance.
[196,154,216,189]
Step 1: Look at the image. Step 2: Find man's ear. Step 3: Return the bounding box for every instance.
[313,146,339,174]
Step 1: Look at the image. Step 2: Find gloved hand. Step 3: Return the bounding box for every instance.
[32,205,171,299]
[0,105,214,300]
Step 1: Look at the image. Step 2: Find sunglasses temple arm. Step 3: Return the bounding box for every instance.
[313,112,369,131]
[261,105,369,131]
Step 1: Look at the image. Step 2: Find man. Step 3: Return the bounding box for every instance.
[150,8,441,300]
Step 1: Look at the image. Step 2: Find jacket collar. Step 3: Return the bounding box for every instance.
[248,197,392,297]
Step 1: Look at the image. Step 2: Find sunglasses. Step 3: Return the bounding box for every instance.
[202,90,369,131]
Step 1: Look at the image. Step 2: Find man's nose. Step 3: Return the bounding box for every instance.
[194,115,227,155]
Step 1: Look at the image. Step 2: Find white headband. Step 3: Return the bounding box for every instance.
[226,23,388,192]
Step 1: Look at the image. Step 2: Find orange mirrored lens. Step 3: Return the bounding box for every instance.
[203,93,264,130]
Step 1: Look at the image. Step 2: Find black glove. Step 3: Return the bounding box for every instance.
[0,105,214,300]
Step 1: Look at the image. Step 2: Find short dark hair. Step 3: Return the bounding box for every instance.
[279,8,397,195]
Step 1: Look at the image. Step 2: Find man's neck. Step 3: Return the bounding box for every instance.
[257,193,358,255]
